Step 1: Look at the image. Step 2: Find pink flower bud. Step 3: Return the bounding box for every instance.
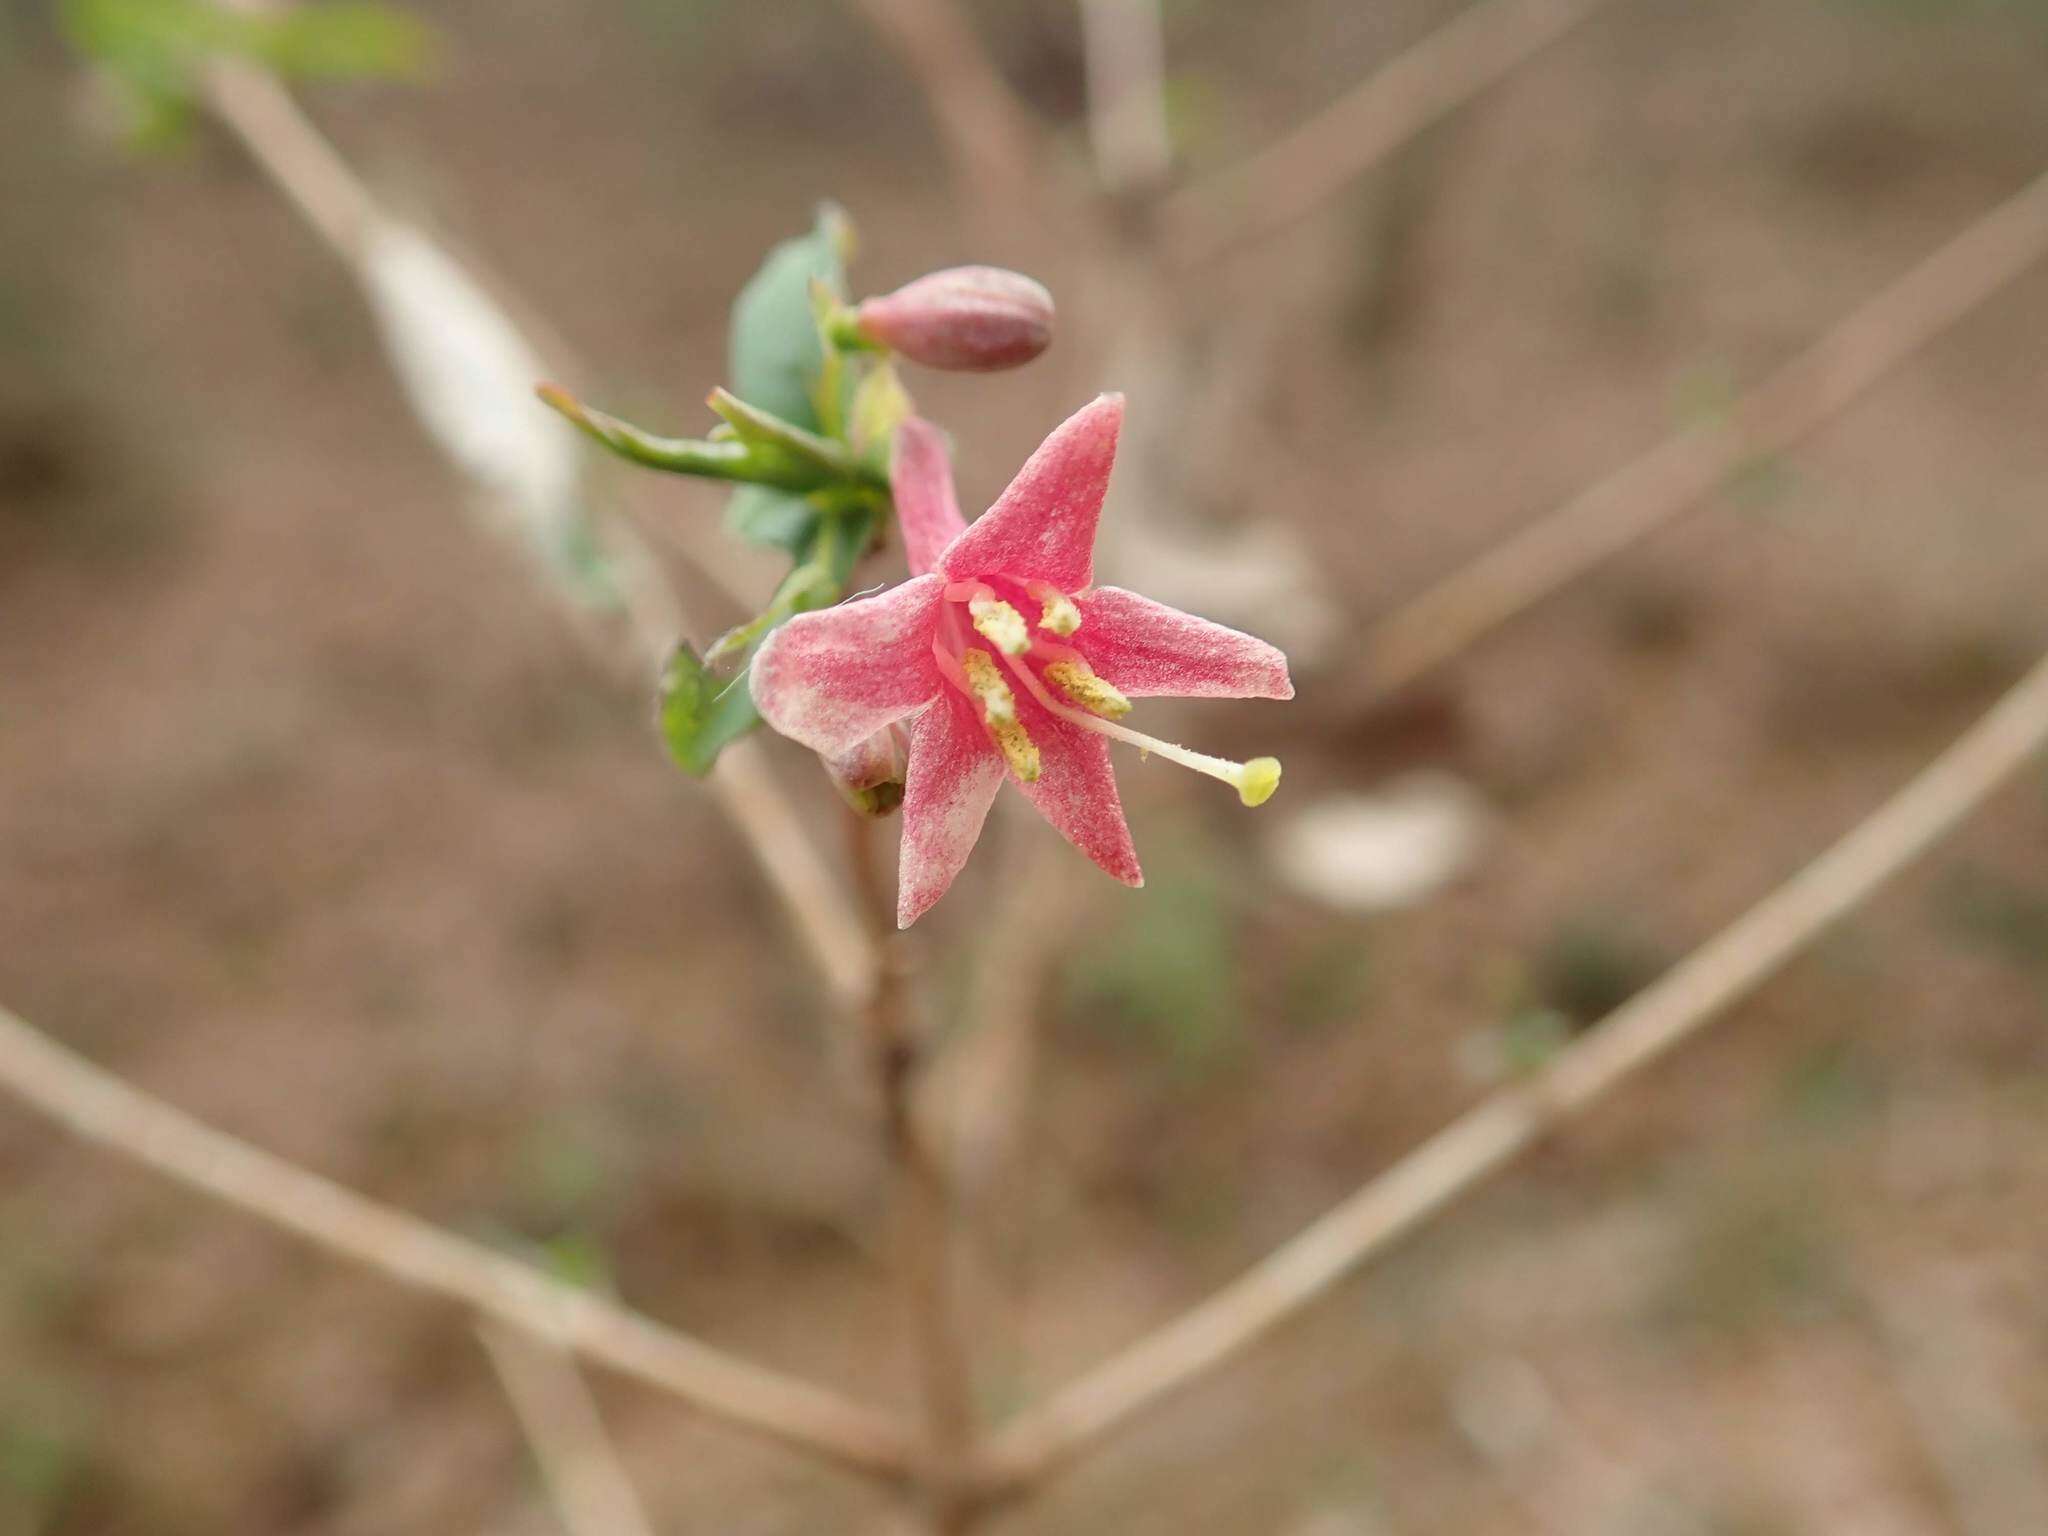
[823,723,911,817]
[853,267,1053,373]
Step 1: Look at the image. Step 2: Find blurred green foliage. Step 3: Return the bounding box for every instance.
[0,1391,93,1536]
[60,0,431,146]
[1937,863,2048,973]
[1777,1037,1887,1130]
[1534,914,1669,1025]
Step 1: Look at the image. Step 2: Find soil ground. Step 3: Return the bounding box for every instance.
[2,1,2046,1532]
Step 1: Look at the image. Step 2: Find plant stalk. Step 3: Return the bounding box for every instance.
[846,811,982,1531]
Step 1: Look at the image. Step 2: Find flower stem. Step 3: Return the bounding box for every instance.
[845,812,981,1531]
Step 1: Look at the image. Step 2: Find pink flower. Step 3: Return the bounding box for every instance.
[751,395,1292,927]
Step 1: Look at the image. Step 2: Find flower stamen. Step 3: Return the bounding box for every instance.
[998,652,1280,806]
[1044,658,1130,719]
[969,595,1031,656]
[961,649,1041,781]
[1027,580,1083,637]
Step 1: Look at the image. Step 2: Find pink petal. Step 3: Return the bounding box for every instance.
[891,418,967,577]
[750,574,944,760]
[896,695,1007,927]
[1073,586,1294,700]
[1011,689,1143,887]
[937,394,1122,591]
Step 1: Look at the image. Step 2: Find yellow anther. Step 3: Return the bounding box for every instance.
[1036,588,1082,637]
[1044,658,1131,719]
[962,649,1040,780]
[989,716,1041,781]
[1232,756,1283,807]
[969,596,1031,656]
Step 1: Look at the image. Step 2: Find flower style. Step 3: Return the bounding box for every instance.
[751,395,1293,927]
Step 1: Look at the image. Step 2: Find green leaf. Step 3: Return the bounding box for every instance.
[724,485,817,556]
[657,642,761,777]
[728,204,850,432]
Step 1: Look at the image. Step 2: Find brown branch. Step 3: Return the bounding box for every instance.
[478,1325,659,1536]
[1161,0,1615,266]
[842,0,1046,236]
[846,815,981,1531]
[979,646,2048,1488]
[1079,0,1173,194]
[1359,164,2048,704]
[0,1002,916,1479]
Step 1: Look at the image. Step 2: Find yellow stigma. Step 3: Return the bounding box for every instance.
[1035,587,1082,637]
[969,596,1031,656]
[962,649,1040,781]
[1232,756,1283,807]
[1045,658,1131,719]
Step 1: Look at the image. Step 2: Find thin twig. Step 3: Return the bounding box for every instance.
[479,1324,660,1536]
[842,0,1045,236]
[846,814,980,1531]
[194,54,878,1011]
[1079,0,1173,195]
[1160,0,1614,266]
[0,1002,915,1481]
[980,647,2048,1489]
[1358,164,2048,705]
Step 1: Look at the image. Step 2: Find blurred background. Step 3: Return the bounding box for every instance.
[3,0,2047,1531]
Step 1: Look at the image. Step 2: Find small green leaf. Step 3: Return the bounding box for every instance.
[658,642,761,777]
[725,485,818,556]
[657,502,880,775]
[728,204,851,432]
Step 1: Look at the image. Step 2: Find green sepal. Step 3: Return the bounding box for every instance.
[728,204,854,434]
[704,387,869,486]
[849,358,914,469]
[537,385,833,491]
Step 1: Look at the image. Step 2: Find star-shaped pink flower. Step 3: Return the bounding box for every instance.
[752,394,1293,927]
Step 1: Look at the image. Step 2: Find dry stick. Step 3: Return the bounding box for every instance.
[479,1325,660,1536]
[0,1001,915,1479]
[1160,0,1616,266]
[1360,164,2048,705]
[1079,0,1174,195]
[981,649,2048,1488]
[842,0,1045,235]
[197,60,879,1013]
[846,814,981,1532]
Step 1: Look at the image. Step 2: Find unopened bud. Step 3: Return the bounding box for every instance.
[825,723,911,817]
[851,267,1053,373]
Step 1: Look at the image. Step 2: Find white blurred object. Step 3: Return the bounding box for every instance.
[1269,774,1488,912]
[356,220,594,587]
[1451,1354,1557,1466]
